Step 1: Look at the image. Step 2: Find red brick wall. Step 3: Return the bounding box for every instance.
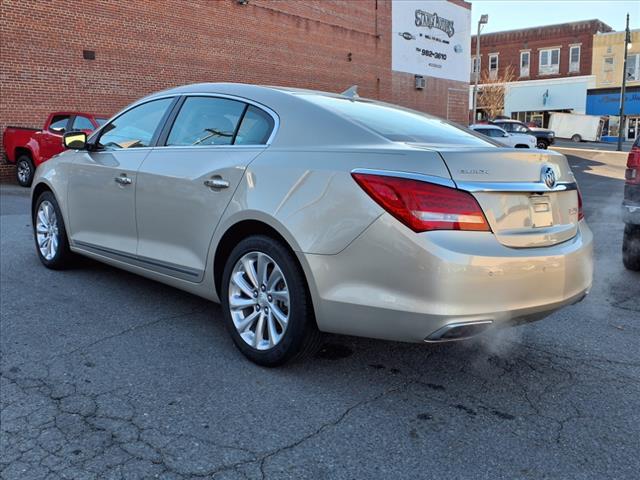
[471,20,611,83]
[0,0,470,181]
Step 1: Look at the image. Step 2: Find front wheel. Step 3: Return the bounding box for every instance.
[622,225,640,271]
[16,155,35,187]
[33,191,74,269]
[571,134,582,143]
[221,235,322,366]
[536,140,548,149]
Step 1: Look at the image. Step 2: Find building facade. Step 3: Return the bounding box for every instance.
[587,29,640,140]
[0,0,471,181]
[470,19,611,126]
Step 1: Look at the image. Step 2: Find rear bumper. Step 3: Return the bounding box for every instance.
[622,201,640,225]
[304,214,593,343]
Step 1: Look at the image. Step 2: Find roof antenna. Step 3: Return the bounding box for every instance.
[341,85,359,100]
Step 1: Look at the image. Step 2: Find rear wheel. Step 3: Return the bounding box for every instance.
[622,224,640,271]
[221,235,322,366]
[536,140,549,149]
[571,134,582,143]
[16,155,35,187]
[33,191,74,269]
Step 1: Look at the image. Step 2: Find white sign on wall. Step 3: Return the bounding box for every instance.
[392,0,471,83]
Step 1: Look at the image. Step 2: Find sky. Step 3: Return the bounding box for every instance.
[469,0,640,33]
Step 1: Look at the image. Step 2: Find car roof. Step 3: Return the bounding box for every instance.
[492,119,520,123]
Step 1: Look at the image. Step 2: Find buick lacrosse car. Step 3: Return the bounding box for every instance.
[31,83,593,365]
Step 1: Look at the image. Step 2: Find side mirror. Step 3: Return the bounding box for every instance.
[63,131,87,150]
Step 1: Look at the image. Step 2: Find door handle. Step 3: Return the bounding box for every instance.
[204,177,230,189]
[114,175,132,186]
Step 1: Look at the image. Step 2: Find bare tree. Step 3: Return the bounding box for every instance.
[477,65,515,120]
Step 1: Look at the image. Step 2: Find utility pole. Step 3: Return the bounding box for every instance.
[617,13,630,151]
[472,14,488,123]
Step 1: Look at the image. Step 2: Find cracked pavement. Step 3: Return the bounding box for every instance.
[1,152,639,479]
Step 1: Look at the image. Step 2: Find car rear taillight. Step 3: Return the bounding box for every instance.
[625,147,640,185]
[351,173,490,232]
[577,186,584,221]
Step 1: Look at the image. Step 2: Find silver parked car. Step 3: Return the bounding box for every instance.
[32,83,593,365]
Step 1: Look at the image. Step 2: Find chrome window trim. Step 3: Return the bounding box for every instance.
[456,181,578,193]
[88,92,280,148]
[350,168,457,189]
[163,93,280,147]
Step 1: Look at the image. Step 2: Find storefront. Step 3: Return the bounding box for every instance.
[586,87,640,140]
[503,76,596,128]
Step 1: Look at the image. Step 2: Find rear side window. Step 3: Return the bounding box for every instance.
[98,98,173,150]
[235,106,275,145]
[301,95,490,146]
[167,97,245,146]
[49,115,70,133]
[71,115,95,131]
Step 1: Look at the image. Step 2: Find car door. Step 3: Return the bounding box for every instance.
[67,97,175,256]
[134,95,276,281]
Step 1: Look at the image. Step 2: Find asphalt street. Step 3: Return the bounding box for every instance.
[1,151,639,480]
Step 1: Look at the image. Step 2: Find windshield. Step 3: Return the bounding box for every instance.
[301,94,491,146]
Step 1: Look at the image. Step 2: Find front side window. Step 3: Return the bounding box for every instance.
[301,95,492,147]
[98,98,173,150]
[511,123,529,133]
[95,117,108,127]
[71,115,95,131]
[626,54,640,82]
[569,45,581,73]
[496,122,513,132]
[520,51,530,77]
[167,97,245,146]
[49,115,70,133]
[539,48,560,75]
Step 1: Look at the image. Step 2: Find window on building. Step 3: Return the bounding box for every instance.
[539,48,560,75]
[489,54,499,80]
[626,54,640,82]
[569,45,581,73]
[603,56,615,84]
[471,56,480,80]
[520,51,530,77]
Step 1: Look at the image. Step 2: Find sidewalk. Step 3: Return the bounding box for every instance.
[552,138,634,152]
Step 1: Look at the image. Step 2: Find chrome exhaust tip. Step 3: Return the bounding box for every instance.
[424,320,493,343]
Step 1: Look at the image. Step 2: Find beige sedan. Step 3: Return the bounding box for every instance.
[31,83,593,365]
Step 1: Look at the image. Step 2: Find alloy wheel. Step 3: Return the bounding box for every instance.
[17,160,31,184]
[228,251,290,350]
[36,201,59,261]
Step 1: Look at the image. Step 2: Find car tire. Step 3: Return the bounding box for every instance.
[33,191,74,270]
[571,134,582,143]
[536,140,549,149]
[16,155,35,187]
[221,235,322,366]
[622,224,640,271]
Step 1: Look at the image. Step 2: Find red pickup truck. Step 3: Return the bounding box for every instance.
[3,112,107,186]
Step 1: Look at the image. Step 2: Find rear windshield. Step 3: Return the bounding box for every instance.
[301,94,490,146]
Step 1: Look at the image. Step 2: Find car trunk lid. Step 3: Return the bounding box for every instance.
[411,145,580,248]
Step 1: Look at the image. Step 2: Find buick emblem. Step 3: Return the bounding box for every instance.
[541,166,557,189]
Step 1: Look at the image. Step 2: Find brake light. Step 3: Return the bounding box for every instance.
[577,186,584,221]
[352,173,490,232]
[625,148,640,185]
